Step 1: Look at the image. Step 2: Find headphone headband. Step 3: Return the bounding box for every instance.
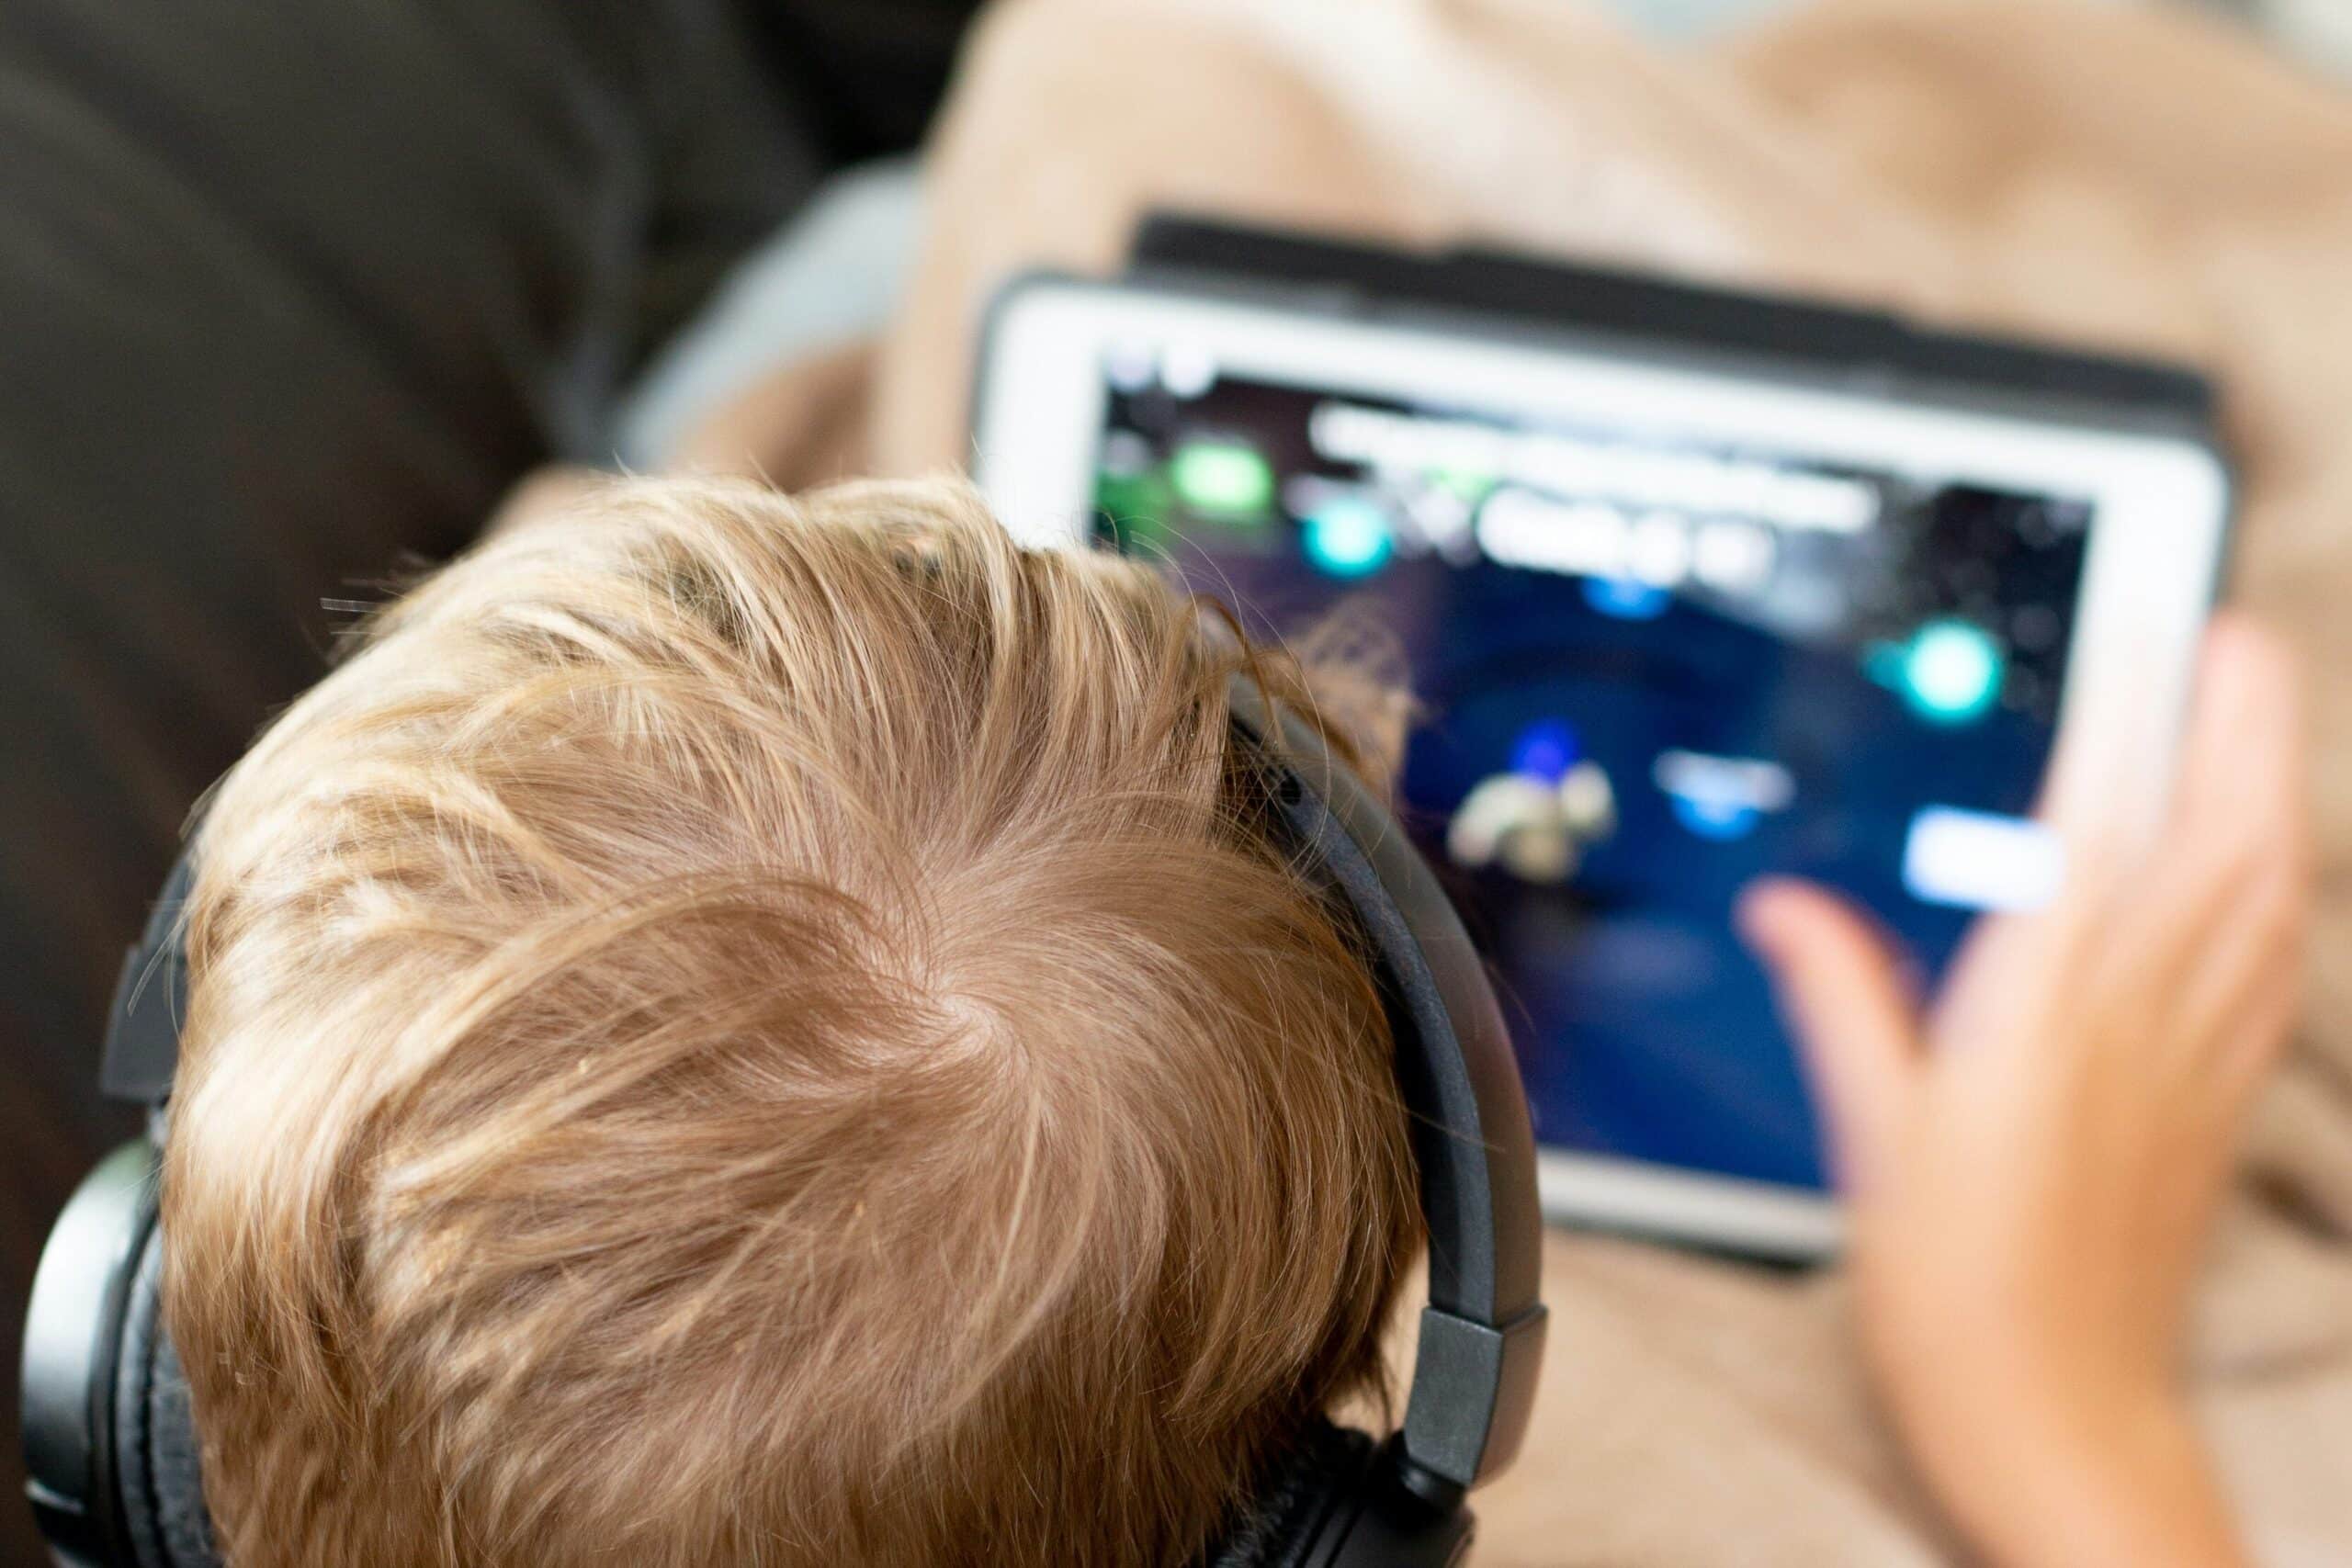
[1226,677,1545,1495]
[98,852,194,1108]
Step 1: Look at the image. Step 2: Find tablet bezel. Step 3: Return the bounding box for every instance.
[969,274,2231,1260]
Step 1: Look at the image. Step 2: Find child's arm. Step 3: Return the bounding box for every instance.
[1741,614,2308,1568]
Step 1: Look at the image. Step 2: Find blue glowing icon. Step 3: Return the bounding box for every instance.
[1509,719,1583,785]
[1582,576,1671,621]
[1670,794,1760,842]
[1653,750,1793,844]
[1898,618,2004,725]
[1300,497,1394,579]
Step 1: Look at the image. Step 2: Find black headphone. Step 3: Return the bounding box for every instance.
[22,677,1547,1568]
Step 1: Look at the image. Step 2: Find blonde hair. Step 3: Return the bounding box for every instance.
[162,477,1419,1566]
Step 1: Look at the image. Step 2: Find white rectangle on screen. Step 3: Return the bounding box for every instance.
[1903,807,2064,912]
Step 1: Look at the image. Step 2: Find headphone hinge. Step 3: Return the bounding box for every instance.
[1399,1303,1549,1492]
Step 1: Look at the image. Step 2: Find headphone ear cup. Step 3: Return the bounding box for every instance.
[1200,1418,1374,1568]
[112,1226,220,1568]
[1290,1436,1475,1568]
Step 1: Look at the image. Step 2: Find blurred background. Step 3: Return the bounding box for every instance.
[4,1,2347,1563]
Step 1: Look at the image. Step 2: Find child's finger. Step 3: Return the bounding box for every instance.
[1737,878,1922,1188]
[2131,615,2308,1050]
[2167,615,2303,858]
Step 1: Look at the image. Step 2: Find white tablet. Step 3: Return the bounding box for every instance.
[970,266,2230,1259]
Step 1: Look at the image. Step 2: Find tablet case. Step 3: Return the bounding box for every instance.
[1125,212,2222,452]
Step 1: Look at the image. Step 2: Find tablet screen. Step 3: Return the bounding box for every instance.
[1092,357,2089,1190]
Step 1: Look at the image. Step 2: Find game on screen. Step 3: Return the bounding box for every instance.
[1093,346,2086,1190]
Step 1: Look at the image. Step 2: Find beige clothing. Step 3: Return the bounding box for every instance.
[684,2,2352,1559]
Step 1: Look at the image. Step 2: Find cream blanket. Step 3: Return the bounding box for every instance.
[682,1,2352,1559]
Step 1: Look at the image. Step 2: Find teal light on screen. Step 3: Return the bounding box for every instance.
[1301,498,1394,578]
[1901,618,2004,724]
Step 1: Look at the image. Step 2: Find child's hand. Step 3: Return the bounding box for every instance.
[1738,615,2310,1568]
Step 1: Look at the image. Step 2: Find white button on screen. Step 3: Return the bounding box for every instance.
[1903,807,2064,912]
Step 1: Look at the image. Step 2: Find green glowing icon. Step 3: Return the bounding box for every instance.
[1169,439,1275,522]
[1093,468,1177,554]
[1900,618,2005,724]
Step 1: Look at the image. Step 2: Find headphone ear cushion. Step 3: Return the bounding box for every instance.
[113,1226,221,1568]
[1201,1417,1376,1568]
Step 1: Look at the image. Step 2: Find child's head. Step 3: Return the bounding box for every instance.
[162,478,1419,1566]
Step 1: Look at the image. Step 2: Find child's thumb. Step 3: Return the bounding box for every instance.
[1736,878,1922,1188]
